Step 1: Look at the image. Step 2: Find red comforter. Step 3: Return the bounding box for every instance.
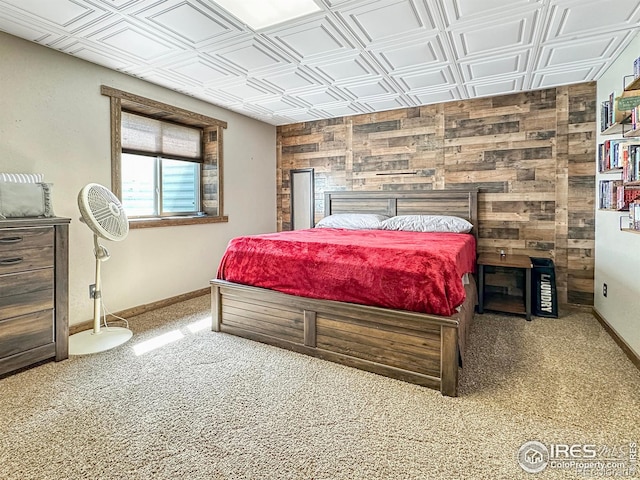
[217,228,476,317]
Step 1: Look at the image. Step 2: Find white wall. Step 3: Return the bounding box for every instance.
[595,32,640,357]
[0,32,277,326]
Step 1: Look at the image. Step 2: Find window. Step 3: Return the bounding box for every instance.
[101,86,228,228]
[121,154,200,217]
[121,112,201,217]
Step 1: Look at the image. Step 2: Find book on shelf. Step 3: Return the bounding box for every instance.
[598,142,606,171]
[601,102,609,132]
[600,140,611,170]
[610,91,615,126]
[613,140,620,168]
[623,146,630,182]
[629,144,640,182]
[617,184,625,210]
[599,180,622,209]
[601,92,617,132]
[620,143,640,182]
[599,139,633,171]
[633,200,640,230]
[615,184,640,211]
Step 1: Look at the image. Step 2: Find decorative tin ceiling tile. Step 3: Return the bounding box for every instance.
[450,10,538,58]
[0,0,107,30]
[371,35,446,73]
[266,16,355,60]
[544,0,640,41]
[531,66,602,89]
[338,0,436,46]
[0,0,637,125]
[460,51,529,82]
[466,77,525,97]
[212,38,292,74]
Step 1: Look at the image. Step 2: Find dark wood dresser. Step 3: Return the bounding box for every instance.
[0,217,70,375]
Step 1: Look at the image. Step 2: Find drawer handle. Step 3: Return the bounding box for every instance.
[0,236,23,244]
[0,257,23,266]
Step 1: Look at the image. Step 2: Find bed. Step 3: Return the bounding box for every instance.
[210,190,478,396]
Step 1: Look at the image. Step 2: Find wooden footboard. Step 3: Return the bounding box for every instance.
[211,279,475,396]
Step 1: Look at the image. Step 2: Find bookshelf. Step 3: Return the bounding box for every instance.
[614,61,640,231]
[623,75,640,138]
[622,75,640,137]
[599,65,640,220]
[601,75,640,136]
[626,76,640,92]
[598,142,640,212]
[601,120,629,135]
[625,127,640,138]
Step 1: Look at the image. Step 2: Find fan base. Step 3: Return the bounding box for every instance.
[69,327,133,355]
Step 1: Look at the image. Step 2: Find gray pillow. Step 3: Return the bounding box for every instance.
[0,173,44,183]
[381,214,473,233]
[315,213,389,230]
[0,182,54,219]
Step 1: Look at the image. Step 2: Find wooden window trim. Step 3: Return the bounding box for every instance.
[101,86,227,128]
[101,86,227,228]
[129,214,229,229]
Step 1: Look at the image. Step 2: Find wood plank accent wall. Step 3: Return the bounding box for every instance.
[276,82,596,306]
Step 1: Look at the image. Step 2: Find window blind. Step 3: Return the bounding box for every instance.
[121,112,202,161]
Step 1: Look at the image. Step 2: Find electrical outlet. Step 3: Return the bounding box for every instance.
[603,283,607,298]
[89,284,96,299]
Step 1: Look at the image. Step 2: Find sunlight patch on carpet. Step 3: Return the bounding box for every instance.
[133,330,184,355]
[186,318,210,333]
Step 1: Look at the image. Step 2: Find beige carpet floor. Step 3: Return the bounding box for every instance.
[0,296,638,480]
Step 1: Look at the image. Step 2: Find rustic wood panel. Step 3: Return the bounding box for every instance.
[277,83,597,305]
[0,310,54,358]
[566,83,596,305]
[316,315,442,353]
[303,310,316,347]
[324,191,478,232]
[54,222,69,361]
[555,86,570,304]
[212,277,474,395]
[221,297,304,343]
[315,320,441,377]
[202,127,220,217]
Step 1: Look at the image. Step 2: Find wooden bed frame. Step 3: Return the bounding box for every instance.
[210,190,478,396]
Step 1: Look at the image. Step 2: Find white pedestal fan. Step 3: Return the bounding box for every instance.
[69,183,132,355]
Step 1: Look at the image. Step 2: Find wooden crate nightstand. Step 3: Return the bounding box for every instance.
[477,253,532,320]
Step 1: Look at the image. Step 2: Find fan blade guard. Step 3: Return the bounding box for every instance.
[78,183,129,241]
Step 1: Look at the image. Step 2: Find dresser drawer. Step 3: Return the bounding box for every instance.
[0,227,54,275]
[0,246,54,274]
[0,269,54,321]
[0,310,54,358]
[0,227,54,253]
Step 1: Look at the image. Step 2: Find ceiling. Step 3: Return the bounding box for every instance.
[1,0,639,126]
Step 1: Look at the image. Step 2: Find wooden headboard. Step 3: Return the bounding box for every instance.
[324,190,479,236]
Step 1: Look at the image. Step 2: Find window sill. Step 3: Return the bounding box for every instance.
[129,215,229,229]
